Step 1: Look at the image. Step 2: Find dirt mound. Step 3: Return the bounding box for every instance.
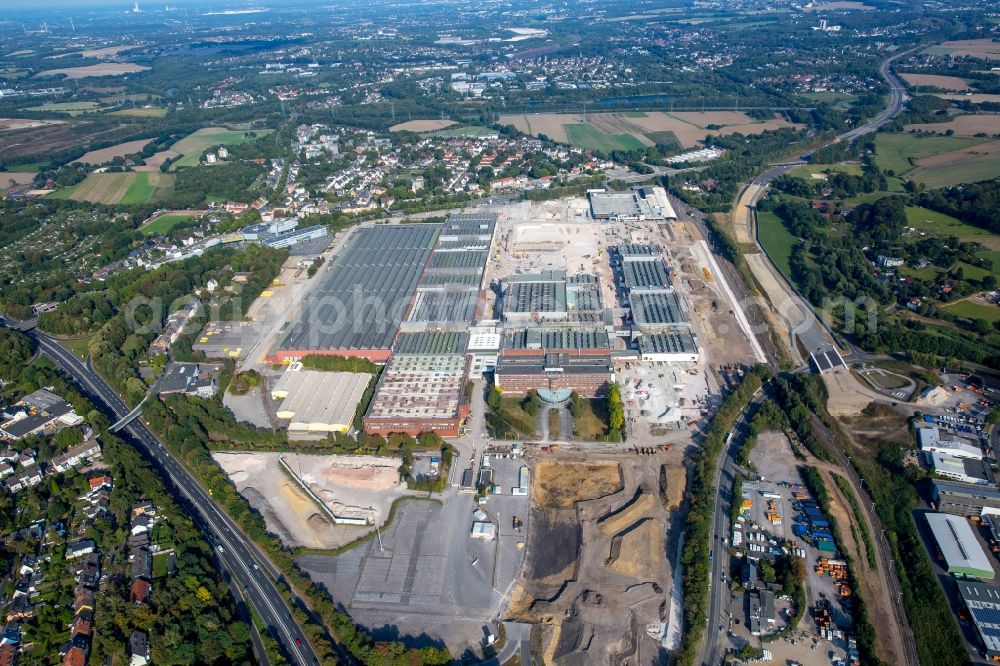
[606,519,662,579]
[534,461,623,508]
[307,513,333,531]
[598,491,656,537]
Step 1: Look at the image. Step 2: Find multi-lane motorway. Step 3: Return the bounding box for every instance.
[6,321,323,666]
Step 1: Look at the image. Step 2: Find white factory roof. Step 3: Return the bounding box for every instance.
[928,451,993,486]
[271,369,371,433]
[926,513,994,579]
[918,426,982,459]
[468,332,501,352]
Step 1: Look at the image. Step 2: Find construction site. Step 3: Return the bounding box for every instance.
[211,452,409,549]
[506,452,687,665]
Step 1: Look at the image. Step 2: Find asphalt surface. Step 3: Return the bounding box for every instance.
[698,49,920,666]
[700,386,765,666]
[6,320,324,666]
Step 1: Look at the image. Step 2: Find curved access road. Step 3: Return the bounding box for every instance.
[699,48,922,666]
[736,47,915,362]
[8,321,325,666]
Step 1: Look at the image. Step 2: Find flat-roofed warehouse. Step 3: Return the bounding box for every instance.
[270,369,371,434]
[958,580,1000,659]
[363,332,470,437]
[638,330,700,362]
[932,481,1000,517]
[439,212,497,240]
[406,288,479,326]
[629,291,687,329]
[925,512,995,579]
[269,225,438,363]
[615,244,673,292]
[501,271,568,322]
[502,328,610,356]
[589,186,676,221]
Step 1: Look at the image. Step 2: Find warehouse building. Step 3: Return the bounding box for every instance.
[501,271,568,322]
[917,426,983,459]
[362,332,470,437]
[406,288,479,327]
[262,224,328,249]
[270,368,371,434]
[926,451,994,485]
[932,481,1000,517]
[502,328,610,355]
[958,580,1000,659]
[589,186,676,222]
[629,291,687,330]
[270,224,439,363]
[925,512,995,579]
[638,330,700,363]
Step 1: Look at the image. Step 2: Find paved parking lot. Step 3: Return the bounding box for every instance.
[296,454,530,656]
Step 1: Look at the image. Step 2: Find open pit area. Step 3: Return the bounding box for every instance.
[212,451,409,549]
[506,456,682,665]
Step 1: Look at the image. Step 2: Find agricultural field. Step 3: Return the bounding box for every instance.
[76,139,152,165]
[433,124,499,138]
[756,210,798,278]
[873,133,989,176]
[24,101,101,116]
[140,212,197,235]
[564,123,647,152]
[0,118,65,132]
[500,110,798,149]
[134,150,178,172]
[35,63,151,79]
[51,171,173,205]
[924,39,1000,60]
[110,107,168,118]
[934,93,1000,104]
[904,114,1000,137]
[906,140,1000,189]
[78,44,142,59]
[942,299,1000,323]
[904,206,993,240]
[788,163,863,180]
[0,171,35,192]
[388,119,456,132]
[899,73,973,91]
[169,127,272,169]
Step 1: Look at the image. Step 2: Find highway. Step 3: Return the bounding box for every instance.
[7,321,324,666]
[697,48,921,666]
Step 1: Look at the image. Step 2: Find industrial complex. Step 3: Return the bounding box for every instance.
[242,192,713,438]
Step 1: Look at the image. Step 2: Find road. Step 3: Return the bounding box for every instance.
[9,322,324,666]
[698,48,921,666]
[737,47,915,360]
[699,386,765,666]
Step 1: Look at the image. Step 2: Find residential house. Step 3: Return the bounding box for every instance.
[130,579,151,605]
[129,630,149,666]
[5,466,43,493]
[50,439,102,474]
[66,540,95,560]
